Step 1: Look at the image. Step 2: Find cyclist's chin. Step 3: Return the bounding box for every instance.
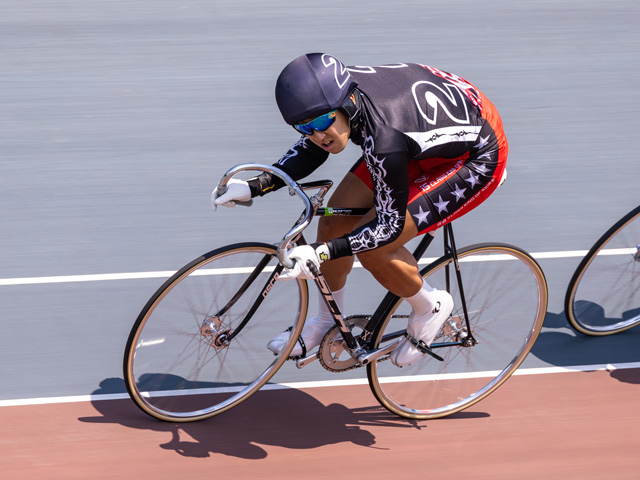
[321,138,348,154]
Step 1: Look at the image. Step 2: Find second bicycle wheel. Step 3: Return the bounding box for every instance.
[565,205,640,335]
[123,242,309,422]
[367,243,547,419]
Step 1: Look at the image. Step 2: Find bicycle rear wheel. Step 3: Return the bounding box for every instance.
[565,205,640,336]
[367,243,547,420]
[123,242,308,422]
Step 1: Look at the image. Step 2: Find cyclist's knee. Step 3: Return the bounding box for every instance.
[317,215,355,242]
[357,248,389,273]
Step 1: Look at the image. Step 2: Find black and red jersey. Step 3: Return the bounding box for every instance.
[251,63,504,259]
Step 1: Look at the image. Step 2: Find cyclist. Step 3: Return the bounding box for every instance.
[212,53,508,367]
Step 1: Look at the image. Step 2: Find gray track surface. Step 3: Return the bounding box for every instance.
[1,0,640,401]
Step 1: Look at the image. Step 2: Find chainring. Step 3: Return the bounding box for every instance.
[317,316,369,372]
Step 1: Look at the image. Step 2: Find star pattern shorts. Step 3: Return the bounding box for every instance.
[351,91,508,236]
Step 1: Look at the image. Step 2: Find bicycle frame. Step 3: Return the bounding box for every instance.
[216,163,476,369]
[123,163,546,422]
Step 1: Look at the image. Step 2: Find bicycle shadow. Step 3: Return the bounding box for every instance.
[528,306,640,386]
[78,377,486,459]
[570,300,640,331]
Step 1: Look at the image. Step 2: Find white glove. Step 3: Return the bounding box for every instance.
[279,244,331,281]
[211,179,251,211]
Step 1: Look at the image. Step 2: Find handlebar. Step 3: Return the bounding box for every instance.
[217,163,332,269]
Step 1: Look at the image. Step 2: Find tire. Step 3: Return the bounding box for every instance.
[367,243,548,420]
[565,205,640,336]
[123,242,309,422]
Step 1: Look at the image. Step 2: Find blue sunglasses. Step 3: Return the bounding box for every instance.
[293,110,337,136]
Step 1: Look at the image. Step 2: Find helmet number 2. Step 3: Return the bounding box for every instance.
[321,54,351,90]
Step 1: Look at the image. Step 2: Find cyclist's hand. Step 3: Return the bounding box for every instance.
[211,179,251,211]
[279,244,331,281]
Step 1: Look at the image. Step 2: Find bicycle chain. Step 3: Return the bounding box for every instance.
[317,315,368,373]
[316,314,409,372]
[317,313,414,372]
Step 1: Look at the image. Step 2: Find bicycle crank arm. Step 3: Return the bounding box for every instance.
[295,351,319,369]
[356,339,402,366]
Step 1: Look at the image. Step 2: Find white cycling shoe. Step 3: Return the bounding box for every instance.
[390,290,454,367]
[267,316,334,358]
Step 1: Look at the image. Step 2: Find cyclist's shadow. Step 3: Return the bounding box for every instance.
[78,377,428,459]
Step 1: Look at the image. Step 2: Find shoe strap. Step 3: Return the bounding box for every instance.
[285,326,307,358]
[404,333,444,362]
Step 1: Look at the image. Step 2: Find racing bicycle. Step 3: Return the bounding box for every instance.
[564,204,640,336]
[123,163,548,422]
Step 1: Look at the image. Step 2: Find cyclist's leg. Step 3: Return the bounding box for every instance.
[348,208,453,367]
[316,158,442,299]
[317,158,445,297]
[316,164,437,329]
[354,210,423,297]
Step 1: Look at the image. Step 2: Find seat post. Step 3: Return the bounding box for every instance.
[411,230,436,261]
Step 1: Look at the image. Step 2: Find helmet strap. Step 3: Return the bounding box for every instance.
[340,89,360,121]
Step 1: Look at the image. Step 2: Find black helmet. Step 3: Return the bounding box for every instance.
[275,53,358,125]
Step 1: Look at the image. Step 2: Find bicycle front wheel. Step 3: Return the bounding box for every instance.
[123,242,309,422]
[367,243,547,420]
[565,205,640,336]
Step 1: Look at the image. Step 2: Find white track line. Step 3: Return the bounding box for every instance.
[1,362,639,408]
[0,248,635,407]
[1,247,628,287]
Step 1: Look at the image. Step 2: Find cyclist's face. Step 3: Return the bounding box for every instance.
[305,110,350,154]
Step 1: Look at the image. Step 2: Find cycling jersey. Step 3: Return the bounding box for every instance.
[249,63,508,259]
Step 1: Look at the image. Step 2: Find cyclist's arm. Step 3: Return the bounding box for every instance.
[247,136,329,197]
[329,149,411,259]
